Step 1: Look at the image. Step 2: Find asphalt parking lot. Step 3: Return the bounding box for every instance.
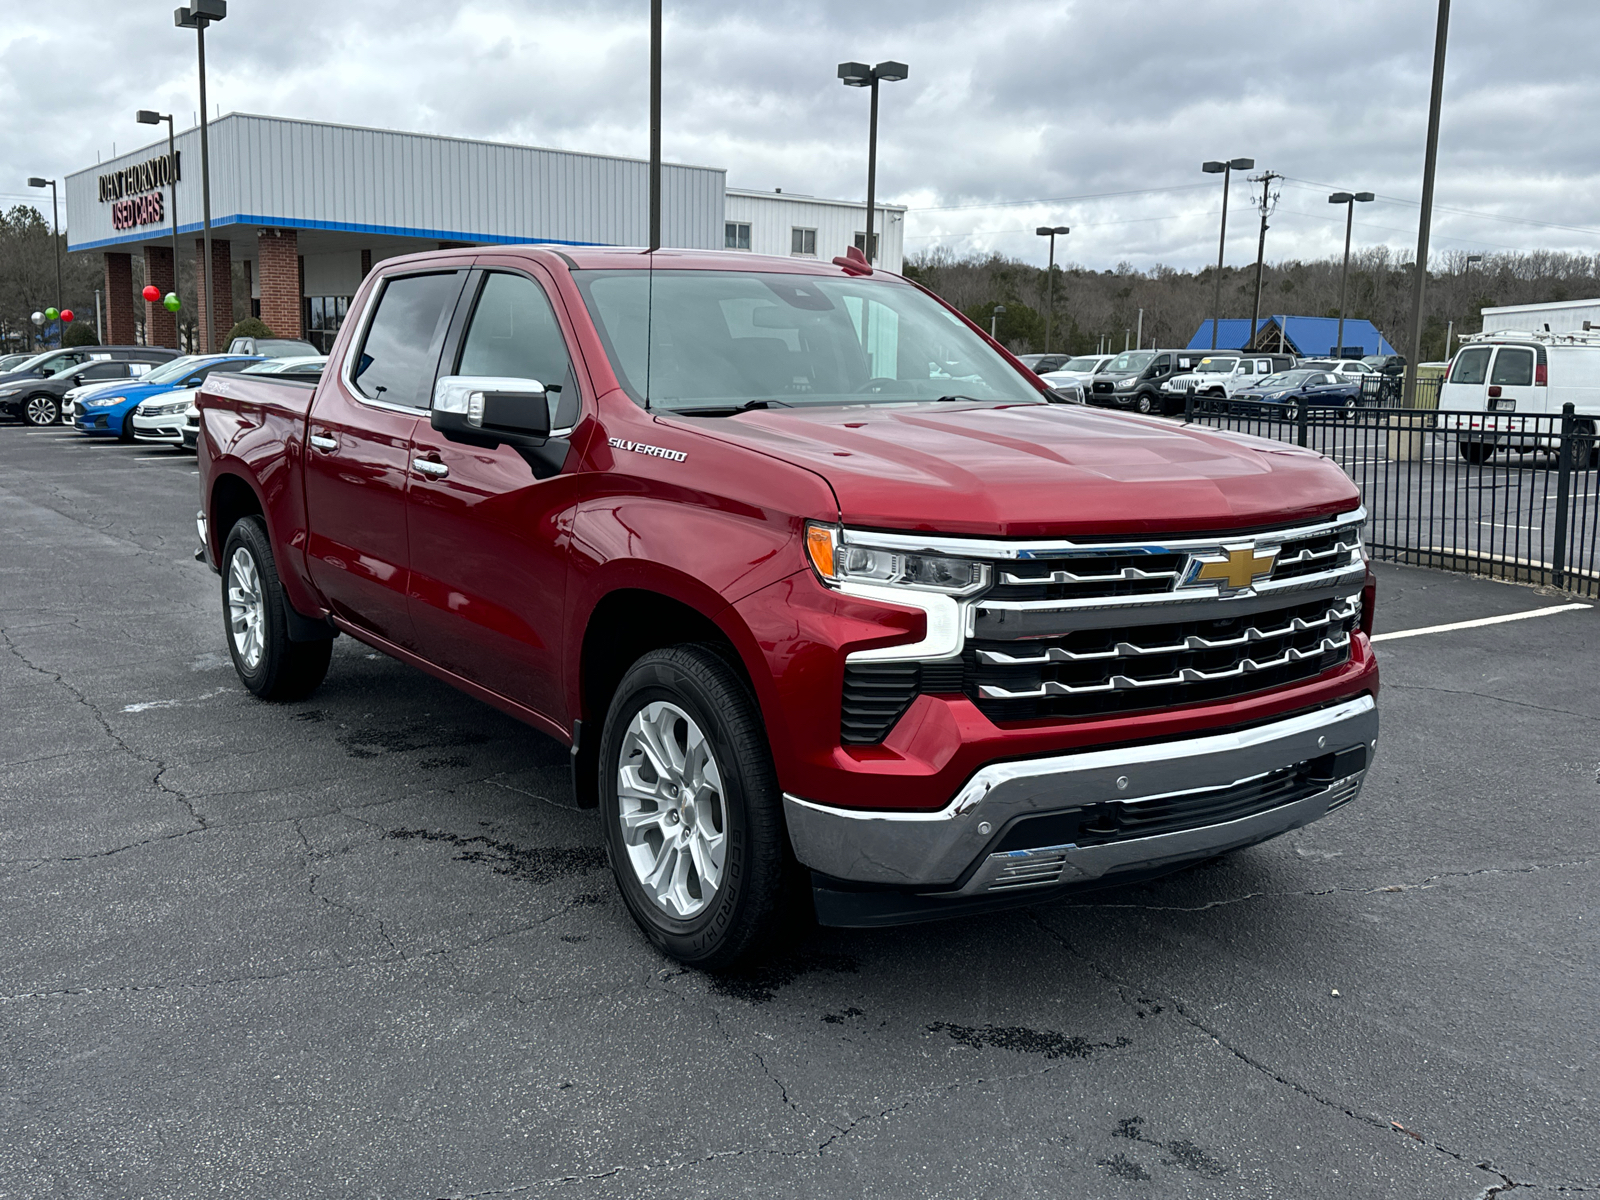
[2,425,1596,1199]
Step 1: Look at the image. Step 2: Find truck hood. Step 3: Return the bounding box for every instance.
[676,402,1359,537]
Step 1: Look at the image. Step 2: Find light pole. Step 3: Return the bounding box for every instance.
[1329,190,1374,358]
[1462,252,1482,341]
[1202,157,1254,350]
[136,110,181,342]
[176,1,226,353]
[1404,0,1451,404]
[990,305,1005,340]
[1035,225,1069,352]
[27,177,62,336]
[838,59,908,265]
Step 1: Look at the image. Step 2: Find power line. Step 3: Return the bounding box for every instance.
[1280,177,1600,239]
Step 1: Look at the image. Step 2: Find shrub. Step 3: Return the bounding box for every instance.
[62,323,100,347]
[225,316,276,344]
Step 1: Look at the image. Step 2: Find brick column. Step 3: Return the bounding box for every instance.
[194,237,234,353]
[143,245,177,349]
[257,228,302,338]
[103,252,135,346]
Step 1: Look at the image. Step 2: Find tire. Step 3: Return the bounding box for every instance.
[220,516,332,701]
[599,645,788,969]
[118,413,137,444]
[1135,392,1155,415]
[22,394,59,427]
[1571,420,1598,470]
[1458,441,1496,464]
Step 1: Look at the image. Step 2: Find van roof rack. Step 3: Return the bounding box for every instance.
[1462,328,1600,347]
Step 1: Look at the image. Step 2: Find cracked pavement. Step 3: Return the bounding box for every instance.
[1,427,1596,1198]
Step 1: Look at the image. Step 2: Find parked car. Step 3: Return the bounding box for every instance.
[0,346,179,423]
[0,352,36,373]
[1297,358,1379,382]
[226,336,319,358]
[1440,332,1600,466]
[1234,369,1366,413]
[1038,353,1114,402]
[1014,353,1075,375]
[1164,353,1299,403]
[136,357,329,446]
[1,353,171,426]
[197,245,1378,966]
[74,354,262,440]
[1086,348,1208,414]
[181,401,201,451]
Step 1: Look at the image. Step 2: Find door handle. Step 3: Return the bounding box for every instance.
[309,433,337,451]
[412,457,449,479]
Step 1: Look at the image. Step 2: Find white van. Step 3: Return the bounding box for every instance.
[1440,332,1600,465]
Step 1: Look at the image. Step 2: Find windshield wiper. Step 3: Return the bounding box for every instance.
[670,398,794,416]
[932,394,985,403]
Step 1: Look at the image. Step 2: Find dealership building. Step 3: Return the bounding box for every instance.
[66,113,906,351]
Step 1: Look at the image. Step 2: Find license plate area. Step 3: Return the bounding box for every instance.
[1489,397,1516,412]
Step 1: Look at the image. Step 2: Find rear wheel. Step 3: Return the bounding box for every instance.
[1571,420,1597,469]
[22,394,59,426]
[221,516,332,701]
[600,645,788,968]
[1458,441,1496,464]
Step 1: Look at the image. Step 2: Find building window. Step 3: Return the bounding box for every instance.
[303,295,352,354]
[852,231,879,260]
[790,227,817,257]
[724,222,751,251]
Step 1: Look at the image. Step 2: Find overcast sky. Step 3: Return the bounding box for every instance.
[3,0,1596,271]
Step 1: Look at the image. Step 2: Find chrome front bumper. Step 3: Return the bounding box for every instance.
[784,694,1377,895]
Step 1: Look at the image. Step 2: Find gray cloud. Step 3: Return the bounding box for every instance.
[3,0,1595,270]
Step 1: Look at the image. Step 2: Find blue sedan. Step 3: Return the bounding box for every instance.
[74,354,262,439]
[1234,369,1365,413]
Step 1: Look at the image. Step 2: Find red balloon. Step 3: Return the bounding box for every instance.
[142,284,161,302]
[60,309,74,323]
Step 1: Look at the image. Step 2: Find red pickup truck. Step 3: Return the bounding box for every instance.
[197,245,1378,966]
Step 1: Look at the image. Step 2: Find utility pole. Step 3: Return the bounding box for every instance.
[1136,308,1144,349]
[1248,172,1282,348]
[1404,0,1451,403]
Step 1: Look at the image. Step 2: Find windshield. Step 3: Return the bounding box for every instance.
[1259,370,1322,388]
[1104,351,1156,373]
[574,269,1043,411]
[241,356,326,375]
[1193,357,1240,374]
[252,339,316,358]
[49,361,91,379]
[1060,356,1104,372]
[142,355,208,384]
[11,350,69,374]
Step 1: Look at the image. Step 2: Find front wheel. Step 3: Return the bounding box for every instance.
[1135,392,1155,414]
[22,394,59,426]
[221,516,332,701]
[600,645,788,968]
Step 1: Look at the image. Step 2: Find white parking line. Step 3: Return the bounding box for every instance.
[1372,602,1593,642]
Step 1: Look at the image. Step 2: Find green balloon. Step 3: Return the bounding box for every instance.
[163,293,181,313]
[45,307,59,321]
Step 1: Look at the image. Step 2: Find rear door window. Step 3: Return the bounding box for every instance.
[1450,347,1492,385]
[352,272,464,408]
[1489,347,1534,387]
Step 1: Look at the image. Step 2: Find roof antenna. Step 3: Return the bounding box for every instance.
[643,0,661,410]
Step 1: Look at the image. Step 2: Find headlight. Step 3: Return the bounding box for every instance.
[86,395,126,408]
[805,524,988,595]
[1115,377,1136,390]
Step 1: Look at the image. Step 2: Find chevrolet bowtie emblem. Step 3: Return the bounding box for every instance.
[1192,546,1278,591]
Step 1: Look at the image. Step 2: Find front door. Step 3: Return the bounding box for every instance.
[304,268,467,647]
[405,266,584,720]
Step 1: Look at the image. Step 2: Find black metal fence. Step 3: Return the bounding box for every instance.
[1183,395,1600,598]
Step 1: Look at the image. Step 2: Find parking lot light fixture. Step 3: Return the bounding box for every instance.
[176,1,226,352]
[1203,157,1254,349]
[1036,225,1069,353]
[1330,190,1375,359]
[137,109,182,344]
[838,59,908,265]
[28,177,62,338]
[991,305,1005,340]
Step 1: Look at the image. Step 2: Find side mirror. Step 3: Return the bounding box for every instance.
[431,376,551,448]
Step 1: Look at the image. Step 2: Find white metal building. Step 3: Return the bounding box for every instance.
[66,112,902,352]
[1480,297,1600,337]
[723,188,904,273]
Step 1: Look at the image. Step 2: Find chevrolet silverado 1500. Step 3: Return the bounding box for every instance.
[197,245,1378,966]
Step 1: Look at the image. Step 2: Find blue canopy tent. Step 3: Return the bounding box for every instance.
[1188,316,1396,358]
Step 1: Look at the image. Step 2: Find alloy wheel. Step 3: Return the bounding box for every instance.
[25,395,58,426]
[227,547,266,671]
[616,700,727,919]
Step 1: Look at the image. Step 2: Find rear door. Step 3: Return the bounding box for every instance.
[403,265,585,720]
[1487,345,1539,416]
[304,267,469,647]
